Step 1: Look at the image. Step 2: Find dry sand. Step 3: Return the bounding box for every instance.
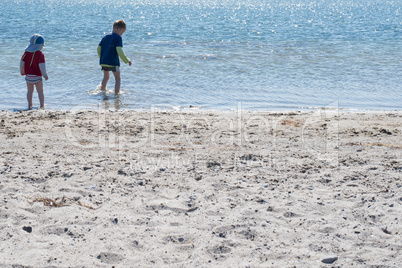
[0,109,401,267]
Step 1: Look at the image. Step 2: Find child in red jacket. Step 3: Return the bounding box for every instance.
[20,34,48,109]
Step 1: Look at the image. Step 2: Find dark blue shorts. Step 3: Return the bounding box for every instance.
[101,66,120,72]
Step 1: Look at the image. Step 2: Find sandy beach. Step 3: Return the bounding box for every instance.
[0,109,401,267]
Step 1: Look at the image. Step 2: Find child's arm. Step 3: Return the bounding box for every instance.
[116,47,132,66]
[20,60,25,75]
[97,45,102,58]
[39,63,48,80]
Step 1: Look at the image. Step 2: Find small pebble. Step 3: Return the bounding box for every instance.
[321,256,338,264]
[22,226,32,233]
[382,227,392,235]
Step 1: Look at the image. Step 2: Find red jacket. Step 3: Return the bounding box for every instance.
[21,51,46,77]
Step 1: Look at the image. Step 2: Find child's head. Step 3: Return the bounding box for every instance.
[113,20,127,36]
[25,34,45,52]
[113,20,126,30]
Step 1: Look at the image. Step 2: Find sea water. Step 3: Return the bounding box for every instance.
[1,0,401,111]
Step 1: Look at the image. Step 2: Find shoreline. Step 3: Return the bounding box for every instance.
[3,106,402,116]
[0,110,401,267]
[2,98,402,115]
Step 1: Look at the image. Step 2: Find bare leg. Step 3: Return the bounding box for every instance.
[35,80,45,108]
[101,70,109,90]
[112,71,121,94]
[26,82,35,109]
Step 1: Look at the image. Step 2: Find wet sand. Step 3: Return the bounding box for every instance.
[0,109,401,267]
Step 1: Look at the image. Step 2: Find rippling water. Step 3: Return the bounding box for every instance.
[1,0,401,111]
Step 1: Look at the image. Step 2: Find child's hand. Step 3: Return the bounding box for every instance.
[128,61,132,66]
[44,75,49,81]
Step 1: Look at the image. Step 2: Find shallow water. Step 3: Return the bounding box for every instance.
[1,0,401,111]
